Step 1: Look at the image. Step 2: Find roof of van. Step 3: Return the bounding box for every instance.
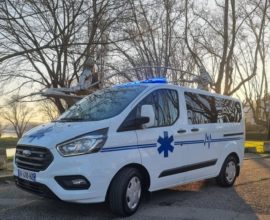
[116,78,240,102]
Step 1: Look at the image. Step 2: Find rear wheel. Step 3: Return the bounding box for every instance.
[216,155,238,187]
[108,168,142,216]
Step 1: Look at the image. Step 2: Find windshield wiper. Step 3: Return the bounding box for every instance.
[53,117,84,122]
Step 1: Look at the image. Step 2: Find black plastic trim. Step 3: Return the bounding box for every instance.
[159,159,217,178]
[223,132,244,137]
[14,176,59,200]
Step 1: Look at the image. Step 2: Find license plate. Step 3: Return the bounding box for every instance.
[18,169,36,182]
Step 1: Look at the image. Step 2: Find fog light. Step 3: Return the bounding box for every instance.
[71,179,87,185]
[55,175,90,190]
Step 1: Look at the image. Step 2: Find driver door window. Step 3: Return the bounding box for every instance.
[118,89,179,131]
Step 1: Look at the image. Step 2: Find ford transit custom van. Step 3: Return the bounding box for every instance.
[14,78,244,216]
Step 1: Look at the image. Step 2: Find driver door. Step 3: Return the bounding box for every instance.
[125,88,188,191]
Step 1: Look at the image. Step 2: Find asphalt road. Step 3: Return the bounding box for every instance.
[1,157,270,220]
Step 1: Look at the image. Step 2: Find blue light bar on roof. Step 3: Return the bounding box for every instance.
[140,78,167,84]
[115,77,167,88]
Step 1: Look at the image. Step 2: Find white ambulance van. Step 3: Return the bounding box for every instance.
[14,78,244,216]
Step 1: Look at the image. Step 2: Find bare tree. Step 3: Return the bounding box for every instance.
[110,0,195,83]
[2,98,32,138]
[0,123,7,138]
[238,0,270,133]
[0,0,269,129]
[183,0,268,95]
[0,0,128,113]
[39,99,60,122]
[112,0,268,96]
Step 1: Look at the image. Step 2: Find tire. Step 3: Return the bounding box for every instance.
[108,168,143,216]
[216,155,238,187]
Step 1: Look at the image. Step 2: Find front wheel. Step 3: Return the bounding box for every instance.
[108,168,143,216]
[216,155,238,187]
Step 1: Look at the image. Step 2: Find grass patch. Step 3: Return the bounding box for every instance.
[7,156,14,161]
[0,137,18,149]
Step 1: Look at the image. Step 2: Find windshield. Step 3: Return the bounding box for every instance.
[57,85,147,122]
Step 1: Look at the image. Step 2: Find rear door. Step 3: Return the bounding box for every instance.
[179,91,221,181]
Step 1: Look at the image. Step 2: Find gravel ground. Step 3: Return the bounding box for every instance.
[0,158,270,220]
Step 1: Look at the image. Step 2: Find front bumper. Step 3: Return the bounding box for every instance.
[13,150,114,203]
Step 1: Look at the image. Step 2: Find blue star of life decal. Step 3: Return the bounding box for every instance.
[157,131,174,158]
[27,126,53,142]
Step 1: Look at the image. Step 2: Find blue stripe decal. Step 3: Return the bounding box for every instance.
[138,144,157,149]
[174,137,242,146]
[175,140,204,145]
[101,143,157,152]
[101,146,138,152]
[101,137,242,153]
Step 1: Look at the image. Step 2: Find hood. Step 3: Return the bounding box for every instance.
[18,120,111,149]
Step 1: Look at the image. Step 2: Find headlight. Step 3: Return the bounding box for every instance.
[56,128,108,157]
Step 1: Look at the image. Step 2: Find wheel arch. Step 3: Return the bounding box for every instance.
[228,152,240,164]
[221,141,243,165]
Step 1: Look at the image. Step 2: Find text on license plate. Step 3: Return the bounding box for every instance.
[18,169,36,182]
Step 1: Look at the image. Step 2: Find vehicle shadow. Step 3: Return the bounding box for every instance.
[142,179,259,219]
[20,178,259,220]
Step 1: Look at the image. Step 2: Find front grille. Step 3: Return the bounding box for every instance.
[14,177,58,199]
[15,145,53,172]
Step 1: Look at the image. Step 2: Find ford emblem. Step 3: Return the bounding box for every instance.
[22,150,31,157]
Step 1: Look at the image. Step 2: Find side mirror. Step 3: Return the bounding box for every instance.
[141,105,155,128]
[118,116,149,132]
[136,117,149,125]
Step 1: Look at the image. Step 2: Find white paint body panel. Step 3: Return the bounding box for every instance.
[13,84,244,203]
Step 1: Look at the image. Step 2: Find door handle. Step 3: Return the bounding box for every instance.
[177,129,186,133]
[191,128,199,132]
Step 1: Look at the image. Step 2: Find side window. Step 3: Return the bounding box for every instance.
[216,98,242,123]
[185,92,216,124]
[118,89,179,131]
[185,92,242,124]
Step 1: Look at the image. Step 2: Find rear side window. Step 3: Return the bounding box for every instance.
[184,92,242,124]
[119,89,179,131]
